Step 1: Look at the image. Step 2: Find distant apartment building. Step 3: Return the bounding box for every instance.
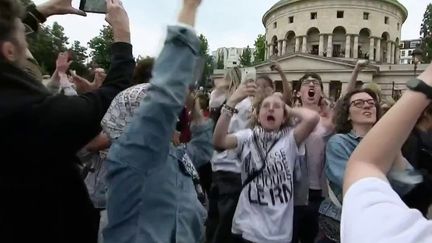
[212,47,255,69]
[399,39,421,64]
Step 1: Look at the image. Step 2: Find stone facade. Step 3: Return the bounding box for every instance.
[263,0,407,64]
[211,0,426,100]
[212,47,256,69]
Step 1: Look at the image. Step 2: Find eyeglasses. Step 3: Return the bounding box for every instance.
[350,99,376,108]
[301,79,321,86]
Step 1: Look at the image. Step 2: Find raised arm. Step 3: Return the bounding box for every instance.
[186,99,213,169]
[291,107,320,146]
[343,64,432,194]
[344,60,368,95]
[106,0,202,171]
[271,62,292,105]
[213,83,256,150]
[35,0,134,154]
[23,0,86,34]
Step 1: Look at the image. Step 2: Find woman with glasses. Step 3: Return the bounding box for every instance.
[317,89,417,243]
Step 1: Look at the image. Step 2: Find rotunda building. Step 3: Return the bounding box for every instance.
[263,0,407,64]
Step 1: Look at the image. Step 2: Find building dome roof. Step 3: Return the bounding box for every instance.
[263,0,408,25]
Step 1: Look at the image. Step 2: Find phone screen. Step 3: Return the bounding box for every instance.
[79,0,107,14]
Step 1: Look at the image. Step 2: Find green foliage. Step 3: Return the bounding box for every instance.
[198,34,214,88]
[240,45,252,67]
[27,22,69,74]
[253,34,266,64]
[420,3,432,63]
[88,25,114,70]
[69,41,89,76]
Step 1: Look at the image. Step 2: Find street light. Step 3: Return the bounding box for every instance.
[412,48,423,76]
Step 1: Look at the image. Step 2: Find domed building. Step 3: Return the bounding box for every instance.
[263,0,406,63]
[213,0,427,100]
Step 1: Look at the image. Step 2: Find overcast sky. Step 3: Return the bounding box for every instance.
[32,0,429,57]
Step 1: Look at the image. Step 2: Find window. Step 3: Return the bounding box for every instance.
[397,23,400,30]
[311,12,317,20]
[385,16,389,24]
[363,12,369,20]
[337,11,344,18]
[330,81,342,100]
[273,22,277,28]
[408,50,413,56]
[289,16,294,23]
[401,50,406,57]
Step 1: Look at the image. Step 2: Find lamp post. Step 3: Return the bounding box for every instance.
[412,48,423,77]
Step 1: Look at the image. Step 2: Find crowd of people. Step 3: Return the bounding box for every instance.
[1,0,432,243]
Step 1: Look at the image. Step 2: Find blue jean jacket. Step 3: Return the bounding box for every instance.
[103,26,211,243]
[319,132,416,221]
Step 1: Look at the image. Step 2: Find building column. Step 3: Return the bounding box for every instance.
[282,40,287,56]
[353,35,359,58]
[345,34,351,58]
[327,34,333,57]
[270,44,274,57]
[390,42,395,64]
[387,41,392,64]
[375,38,381,62]
[369,37,375,61]
[295,37,300,53]
[302,36,307,53]
[395,45,400,64]
[277,41,282,56]
[319,34,325,56]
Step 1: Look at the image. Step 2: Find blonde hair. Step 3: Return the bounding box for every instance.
[225,67,242,98]
[249,94,292,128]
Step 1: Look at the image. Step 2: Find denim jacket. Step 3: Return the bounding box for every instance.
[319,132,416,221]
[103,26,212,243]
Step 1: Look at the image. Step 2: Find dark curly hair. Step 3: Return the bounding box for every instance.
[333,88,381,134]
[0,0,23,59]
[133,57,154,84]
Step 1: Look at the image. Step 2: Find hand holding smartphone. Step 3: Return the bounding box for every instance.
[79,0,107,14]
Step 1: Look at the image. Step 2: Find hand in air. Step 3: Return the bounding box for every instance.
[38,0,87,17]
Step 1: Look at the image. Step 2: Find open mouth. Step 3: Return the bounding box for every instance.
[308,89,315,98]
[363,111,372,116]
[267,115,275,122]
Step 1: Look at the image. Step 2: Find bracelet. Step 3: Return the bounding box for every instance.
[222,104,238,114]
[221,107,234,117]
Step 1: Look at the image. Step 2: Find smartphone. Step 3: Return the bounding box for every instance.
[241,67,256,83]
[79,0,107,14]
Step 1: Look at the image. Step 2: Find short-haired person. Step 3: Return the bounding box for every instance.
[0,0,133,242]
[293,72,332,243]
[341,64,432,243]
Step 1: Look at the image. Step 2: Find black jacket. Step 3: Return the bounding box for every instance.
[0,42,134,243]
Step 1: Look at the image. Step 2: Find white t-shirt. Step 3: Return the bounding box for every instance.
[341,178,432,243]
[232,128,305,243]
[211,98,253,173]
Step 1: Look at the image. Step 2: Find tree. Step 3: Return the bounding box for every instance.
[88,25,114,70]
[27,22,69,74]
[69,41,89,76]
[51,22,69,54]
[240,46,252,67]
[420,3,432,63]
[198,34,214,88]
[216,52,224,69]
[253,34,266,64]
